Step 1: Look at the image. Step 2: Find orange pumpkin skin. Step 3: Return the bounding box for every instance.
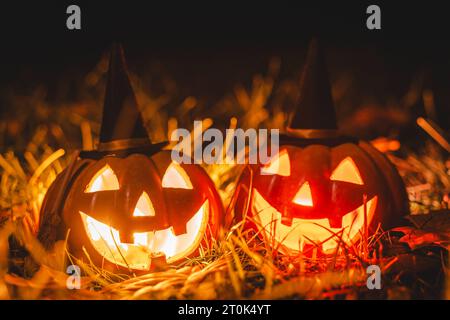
[234,138,409,256]
[38,151,223,274]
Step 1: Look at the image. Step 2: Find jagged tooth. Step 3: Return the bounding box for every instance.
[172,223,187,236]
[281,216,293,227]
[120,231,134,244]
[328,216,343,229]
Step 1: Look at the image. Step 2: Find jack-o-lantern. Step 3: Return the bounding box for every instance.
[38,45,223,273]
[234,40,408,255]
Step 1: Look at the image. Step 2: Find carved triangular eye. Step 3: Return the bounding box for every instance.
[260,149,291,176]
[162,163,193,189]
[330,157,364,185]
[133,192,155,217]
[85,165,120,193]
[292,181,313,207]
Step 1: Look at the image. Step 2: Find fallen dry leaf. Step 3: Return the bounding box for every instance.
[392,226,449,250]
[393,211,450,250]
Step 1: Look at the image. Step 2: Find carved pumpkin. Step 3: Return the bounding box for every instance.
[234,40,408,255]
[38,45,223,273]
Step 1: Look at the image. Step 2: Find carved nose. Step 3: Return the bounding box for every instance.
[292,181,314,207]
[133,192,155,217]
[121,192,155,243]
[328,216,343,229]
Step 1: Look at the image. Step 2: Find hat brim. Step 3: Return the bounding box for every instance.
[79,141,168,160]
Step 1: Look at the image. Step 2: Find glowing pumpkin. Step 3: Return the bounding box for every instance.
[40,151,222,272]
[38,44,223,273]
[235,140,408,255]
[234,40,408,255]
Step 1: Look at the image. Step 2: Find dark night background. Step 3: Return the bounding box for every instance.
[0,1,449,147]
[0,2,448,302]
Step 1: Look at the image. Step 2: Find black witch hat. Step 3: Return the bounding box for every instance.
[81,44,166,159]
[280,39,354,146]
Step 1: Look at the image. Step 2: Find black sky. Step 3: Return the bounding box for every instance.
[0,1,449,129]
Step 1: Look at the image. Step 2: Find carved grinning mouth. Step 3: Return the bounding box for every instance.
[253,190,378,253]
[79,200,209,270]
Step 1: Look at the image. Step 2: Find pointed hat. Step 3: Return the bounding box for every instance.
[287,39,339,139]
[85,43,166,157]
